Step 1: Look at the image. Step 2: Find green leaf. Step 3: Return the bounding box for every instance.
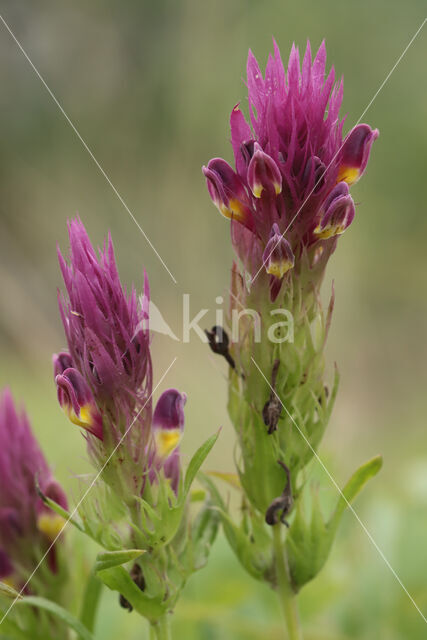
[135,494,184,548]
[329,455,383,531]
[199,473,268,580]
[96,565,165,621]
[16,596,95,640]
[183,431,220,499]
[287,455,382,591]
[94,549,145,572]
[0,581,22,601]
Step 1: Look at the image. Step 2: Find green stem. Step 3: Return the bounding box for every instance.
[79,570,103,633]
[273,525,303,640]
[149,614,172,640]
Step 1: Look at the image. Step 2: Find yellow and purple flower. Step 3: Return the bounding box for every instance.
[55,365,103,440]
[337,124,379,186]
[152,389,187,492]
[262,223,295,301]
[314,181,355,239]
[0,389,68,586]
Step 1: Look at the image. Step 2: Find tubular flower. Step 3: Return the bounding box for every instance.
[0,389,68,589]
[153,389,186,460]
[152,389,187,493]
[202,158,254,229]
[262,223,295,301]
[204,39,378,281]
[55,367,103,440]
[247,143,282,198]
[337,123,379,185]
[314,182,355,239]
[262,223,295,279]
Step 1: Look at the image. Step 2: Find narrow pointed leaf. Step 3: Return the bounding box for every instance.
[183,431,220,499]
[94,549,145,572]
[16,596,95,640]
[329,454,383,531]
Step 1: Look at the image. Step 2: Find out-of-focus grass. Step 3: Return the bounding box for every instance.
[1,0,427,637]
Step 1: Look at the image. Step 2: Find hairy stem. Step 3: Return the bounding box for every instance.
[273,525,303,640]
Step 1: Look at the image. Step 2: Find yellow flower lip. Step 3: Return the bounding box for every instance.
[252,183,264,198]
[337,165,360,186]
[250,182,282,198]
[37,513,65,542]
[314,223,346,239]
[65,403,93,431]
[155,428,182,459]
[266,260,294,279]
[219,199,249,224]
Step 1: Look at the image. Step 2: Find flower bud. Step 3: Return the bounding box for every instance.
[247,143,282,198]
[53,351,73,378]
[337,124,379,185]
[262,224,295,279]
[202,158,254,228]
[152,389,186,460]
[314,182,355,239]
[302,155,326,193]
[55,368,103,440]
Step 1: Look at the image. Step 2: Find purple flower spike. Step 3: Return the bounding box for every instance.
[56,368,103,440]
[57,217,152,432]
[247,143,282,198]
[153,389,186,460]
[338,124,379,185]
[0,389,68,583]
[203,39,378,276]
[314,182,355,239]
[262,224,295,279]
[202,158,254,230]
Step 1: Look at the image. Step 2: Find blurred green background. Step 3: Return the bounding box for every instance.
[0,1,426,638]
